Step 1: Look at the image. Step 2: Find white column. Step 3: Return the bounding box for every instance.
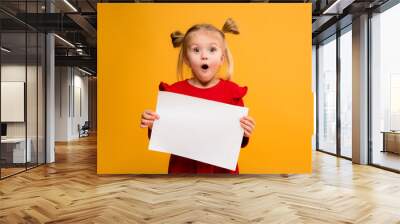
[45,1,55,163]
[352,14,369,164]
[46,33,55,163]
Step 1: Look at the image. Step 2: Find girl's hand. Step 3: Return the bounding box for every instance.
[140,110,160,129]
[240,116,255,137]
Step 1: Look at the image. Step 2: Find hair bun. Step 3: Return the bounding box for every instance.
[222,18,240,34]
[170,31,185,48]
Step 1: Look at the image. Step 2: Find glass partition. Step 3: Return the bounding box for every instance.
[0,1,46,179]
[1,30,28,177]
[339,27,352,158]
[317,35,337,154]
[371,3,400,171]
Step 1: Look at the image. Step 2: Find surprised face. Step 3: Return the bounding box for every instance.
[184,30,225,85]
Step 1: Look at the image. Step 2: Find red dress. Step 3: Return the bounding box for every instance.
[157,79,249,174]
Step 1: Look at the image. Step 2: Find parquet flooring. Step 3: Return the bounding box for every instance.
[1,167,25,178]
[1,134,400,223]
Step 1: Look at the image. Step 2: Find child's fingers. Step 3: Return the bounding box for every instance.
[240,122,253,135]
[143,111,159,120]
[142,113,155,120]
[140,121,147,128]
[146,110,159,118]
[240,122,250,130]
[141,110,158,129]
[151,112,160,119]
[148,112,160,120]
[142,119,154,125]
[240,119,255,131]
[242,119,255,128]
[140,120,148,128]
[242,126,252,136]
[241,116,255,126]
[141,119,154,127]
[241,116,255,122]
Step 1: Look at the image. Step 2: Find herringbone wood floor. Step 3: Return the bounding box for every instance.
[1,134,400,223]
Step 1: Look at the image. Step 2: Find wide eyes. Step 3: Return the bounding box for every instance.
[190,47,218,53]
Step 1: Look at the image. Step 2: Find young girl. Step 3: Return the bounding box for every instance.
[140,18,255,174]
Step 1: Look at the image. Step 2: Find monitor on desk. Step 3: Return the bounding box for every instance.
[1,123,7,138]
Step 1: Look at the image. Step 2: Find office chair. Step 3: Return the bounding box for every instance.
[79,121,90,138]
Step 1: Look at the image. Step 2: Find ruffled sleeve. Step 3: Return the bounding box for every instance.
[233,85,248,100]
[232,84,248,106]
[159,82,171,91]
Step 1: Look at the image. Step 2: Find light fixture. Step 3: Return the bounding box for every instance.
[322,0,355,15]
[63,0,78,12]
[76,48,86,55]
[54,34,75,48]
[78,67,93,76]
[1,47,11,53]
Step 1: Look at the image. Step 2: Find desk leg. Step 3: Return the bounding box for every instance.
[382,133,386,152]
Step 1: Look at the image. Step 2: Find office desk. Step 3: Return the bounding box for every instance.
[1,138,31,163]
[381,131,400,154]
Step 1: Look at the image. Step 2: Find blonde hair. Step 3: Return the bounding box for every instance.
[170,18,240,81]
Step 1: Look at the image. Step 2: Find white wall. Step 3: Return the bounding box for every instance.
[55,67,89,141]
[72,73,89,138]
[1,65,39,137]
[1,65,25,133]
[55,66,69,141]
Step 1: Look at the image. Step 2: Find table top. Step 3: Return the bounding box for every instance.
[1,138,30,143]
[381,131,400,134]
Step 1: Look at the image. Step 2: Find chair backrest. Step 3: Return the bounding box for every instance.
[82,121,90,129]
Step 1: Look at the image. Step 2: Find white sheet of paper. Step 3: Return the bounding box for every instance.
[148,91,248,171]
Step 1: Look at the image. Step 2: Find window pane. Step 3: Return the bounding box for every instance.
[1,30,28,177]
[371,3,400,171]
[340,28,352,158]
[318,36,337,154]
[27,31,38,169]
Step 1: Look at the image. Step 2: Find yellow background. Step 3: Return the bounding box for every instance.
[98,3,313,174]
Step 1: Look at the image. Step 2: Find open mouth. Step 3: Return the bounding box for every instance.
[201,64,209,70]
